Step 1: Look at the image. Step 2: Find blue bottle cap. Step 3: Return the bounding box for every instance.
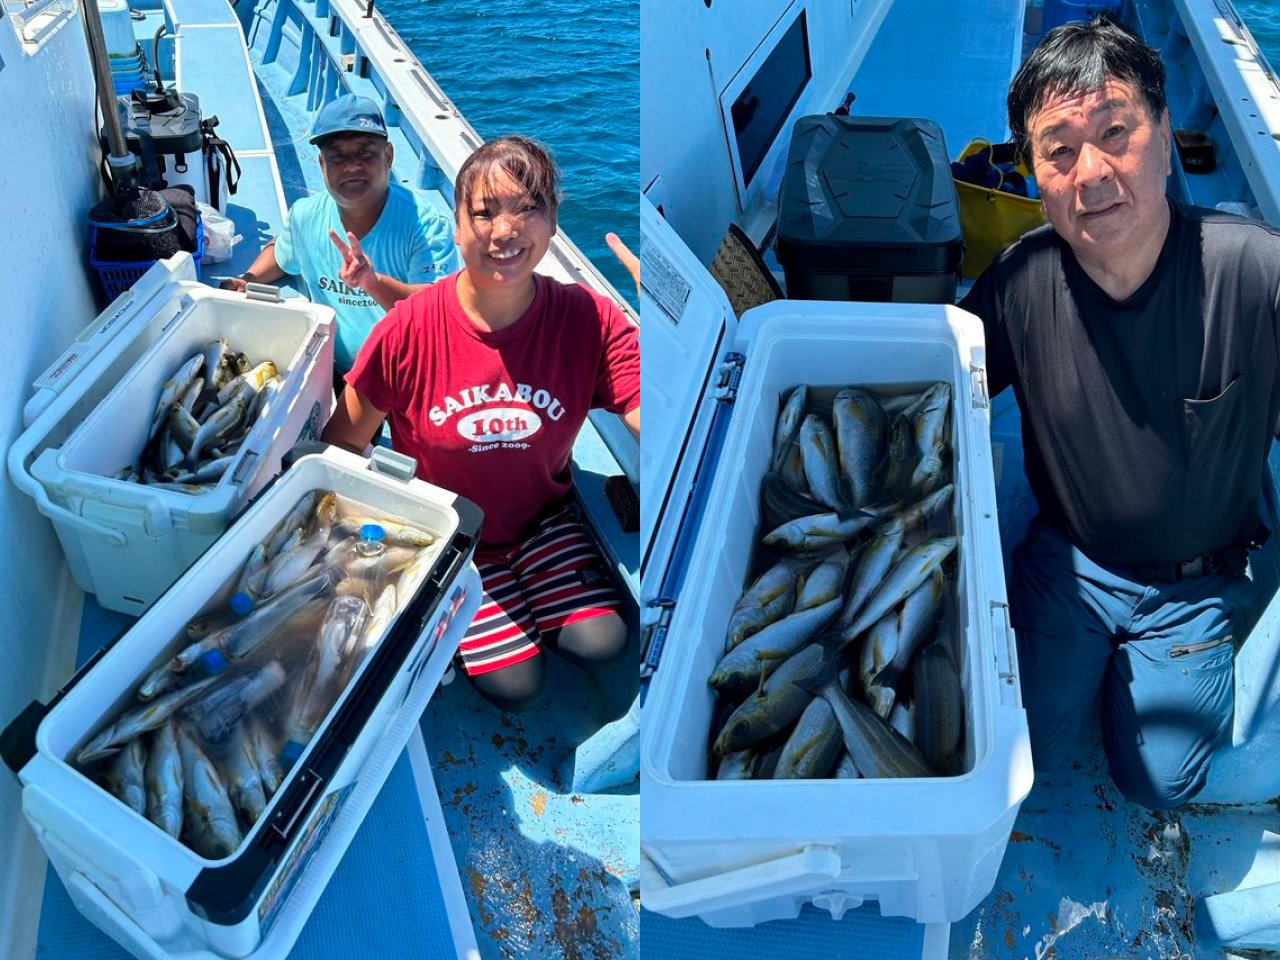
[360,524,385,542]
[200,649,228,674]
[229,592,254,616]
[279,740,305,768]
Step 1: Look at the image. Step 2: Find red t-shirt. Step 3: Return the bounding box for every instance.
[346,272,640,545]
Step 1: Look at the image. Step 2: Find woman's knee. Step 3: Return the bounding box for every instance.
[469,655,544,712]
[550,612,628,666]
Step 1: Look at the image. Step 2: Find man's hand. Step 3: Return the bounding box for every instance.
[219,276,248,293]
[606,232,640,300]
[330,229,378,291]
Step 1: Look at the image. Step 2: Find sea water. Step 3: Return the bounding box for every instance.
[379,0,639,307]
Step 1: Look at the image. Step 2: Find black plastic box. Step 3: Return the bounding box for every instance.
[775,115,963,303]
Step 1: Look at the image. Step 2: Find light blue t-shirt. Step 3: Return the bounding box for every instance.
[274,182,458,371]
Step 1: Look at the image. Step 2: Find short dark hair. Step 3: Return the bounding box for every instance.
[454,135,562,221]
[1008,13,1166,163]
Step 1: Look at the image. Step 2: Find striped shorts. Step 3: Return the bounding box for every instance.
[459,505,620,676]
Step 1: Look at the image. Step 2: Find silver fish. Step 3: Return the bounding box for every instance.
[201,339,229,394]
[914,642,965,775]
[842,536,957,640]
[799,415,843,510]
[220,725,268,828]
[167,403,200,454]
[839,517,905,631]
[265,491,321,559]
[726,559,800,651]
[103,737,147,814]
[771,385,808,472]
[760,470,827,528]
[834,752,859,779]
[233,543,270,602]
[145,721,183,838]
[713,642,831,755]
[715,750,756,781]
[820,680,933,779]
[176,723,242,858]
[138,659,180,701]
[778,439,810,495]
[187,393,248,468]
[909,383,951,495]
[773,697,843,779]
[762,512,875,552]
[216,360,278,406]
[872,568,945,691]
[261,525,331,597]
[832,388,886,508]
[286,596,371,744]
[708,597,842,695]
[857,609,900,720]
[794,553,848,612]
[77,676,220,764]
[247,719,284,796]
[887,698,917,745]
[148,353,204,442]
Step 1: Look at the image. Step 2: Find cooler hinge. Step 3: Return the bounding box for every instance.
[970,362,989,409]
[714,352,746,404]
[639,599,675,703]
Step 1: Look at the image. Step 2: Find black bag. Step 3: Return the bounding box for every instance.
[89,185,200,263]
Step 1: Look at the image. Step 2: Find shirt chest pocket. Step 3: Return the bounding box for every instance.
[1180,374,1249,471]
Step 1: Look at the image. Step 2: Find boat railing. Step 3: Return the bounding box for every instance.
[7,0,74,44]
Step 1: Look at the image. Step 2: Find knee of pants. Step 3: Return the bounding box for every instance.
[550,612,629,666]
[470,657,545,713]
[1108,759,1211,811]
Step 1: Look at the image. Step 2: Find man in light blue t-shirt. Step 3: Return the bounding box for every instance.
[220,95,457,374]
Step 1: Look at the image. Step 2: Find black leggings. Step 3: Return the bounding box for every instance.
[469,611,628,713]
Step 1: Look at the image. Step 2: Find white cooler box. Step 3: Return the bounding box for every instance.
[1,445,482,960]
[638,199,1034,928]
[9,254,336,614]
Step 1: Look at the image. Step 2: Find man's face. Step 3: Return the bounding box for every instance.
[318,133,392,207]
[454,167,556,290]
[1027,78,1172,266]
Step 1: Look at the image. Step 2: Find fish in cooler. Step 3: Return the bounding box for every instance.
[702,380,967,780]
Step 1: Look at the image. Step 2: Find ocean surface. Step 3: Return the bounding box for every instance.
[1238,0,1280,72]
[376,0,639,307]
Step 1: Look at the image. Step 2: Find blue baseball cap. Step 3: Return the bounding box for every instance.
[310,95,388,145]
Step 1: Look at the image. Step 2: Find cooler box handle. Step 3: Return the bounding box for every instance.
[642,846,842,918]
[368,446,417,484]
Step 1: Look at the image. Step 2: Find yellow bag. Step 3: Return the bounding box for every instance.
[953,140,1046,279]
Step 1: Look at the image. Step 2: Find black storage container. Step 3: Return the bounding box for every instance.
[775,115,963,303]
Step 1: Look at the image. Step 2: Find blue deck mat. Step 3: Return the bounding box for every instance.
[421,651,640,960]
[166,0,240,27]
[35,597,459,958]
[641,903,926,959]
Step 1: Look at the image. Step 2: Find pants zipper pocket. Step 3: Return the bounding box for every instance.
[1169,635,1233,658]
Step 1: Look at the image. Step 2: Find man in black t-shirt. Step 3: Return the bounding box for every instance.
[958,15,1280,810]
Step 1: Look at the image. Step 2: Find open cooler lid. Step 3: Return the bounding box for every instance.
[639,197,740,604]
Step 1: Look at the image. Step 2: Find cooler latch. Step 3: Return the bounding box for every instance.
[714,352,746,404]
[245,281,282,303]
[639,599,675,702]
[367,446,417,484]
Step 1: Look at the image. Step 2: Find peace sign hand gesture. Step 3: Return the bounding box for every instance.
[329,229,378,291]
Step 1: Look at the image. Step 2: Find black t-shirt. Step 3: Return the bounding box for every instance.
[959,200,1280,567]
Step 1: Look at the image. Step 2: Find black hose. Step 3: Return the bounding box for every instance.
[152,24,167,93]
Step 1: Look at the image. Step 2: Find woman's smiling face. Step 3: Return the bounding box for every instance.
[454,166,556,289]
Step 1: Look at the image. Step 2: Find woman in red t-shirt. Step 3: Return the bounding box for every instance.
[323,136,641,711]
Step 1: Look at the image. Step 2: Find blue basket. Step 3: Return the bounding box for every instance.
[1041,0,1123,32]
[89,213,204,299]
